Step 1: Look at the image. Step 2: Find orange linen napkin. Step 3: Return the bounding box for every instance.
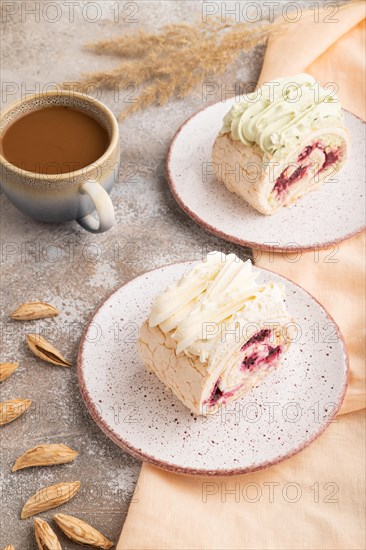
[117,4,366,548]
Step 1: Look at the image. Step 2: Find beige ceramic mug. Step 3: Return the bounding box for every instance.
[0,91,120,233]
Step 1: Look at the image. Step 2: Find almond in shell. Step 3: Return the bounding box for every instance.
[13,443,78,472]
[34,518,62,550]
[54,514,113,549]
[21,481,80,519]
[26,334,72,367]
[11,302,59,321]
[0,399,32,426]
[0,362,19,383]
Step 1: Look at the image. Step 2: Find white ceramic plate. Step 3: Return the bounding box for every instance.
[167,102,365,251]
[78,261,348,476]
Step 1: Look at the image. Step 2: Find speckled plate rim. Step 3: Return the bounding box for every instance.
[77,260,349,477]
[166,103,366,252]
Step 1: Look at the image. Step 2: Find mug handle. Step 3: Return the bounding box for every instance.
[77,179,115,234]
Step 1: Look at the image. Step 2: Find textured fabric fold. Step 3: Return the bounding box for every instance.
[120,410,365,550]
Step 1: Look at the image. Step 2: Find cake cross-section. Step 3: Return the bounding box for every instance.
[138,253,294,415]
[212,73,349,215]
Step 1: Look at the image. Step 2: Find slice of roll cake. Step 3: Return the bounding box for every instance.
[138,253,294,415]
[212,73,349,215]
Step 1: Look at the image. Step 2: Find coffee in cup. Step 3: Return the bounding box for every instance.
[0,91,120,233]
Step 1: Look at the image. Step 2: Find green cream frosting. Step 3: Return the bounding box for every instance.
[221,74,344,160]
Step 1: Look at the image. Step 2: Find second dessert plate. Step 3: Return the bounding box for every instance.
[78,261,348,476]
[167,101,365,251]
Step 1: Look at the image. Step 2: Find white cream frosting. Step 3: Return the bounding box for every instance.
[221,73,344,161]
[149,253,291,362]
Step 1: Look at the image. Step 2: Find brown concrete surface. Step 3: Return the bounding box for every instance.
[0,1,341,547]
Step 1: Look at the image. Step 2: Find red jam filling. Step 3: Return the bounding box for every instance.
[207,378,242,407]
[241,328,271,350]
[273,165,309,196]
[240,329,282,372]
[206,329,283,407]
[322,150,339,170]
[273,142,341,198]
[209,380,224,404]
